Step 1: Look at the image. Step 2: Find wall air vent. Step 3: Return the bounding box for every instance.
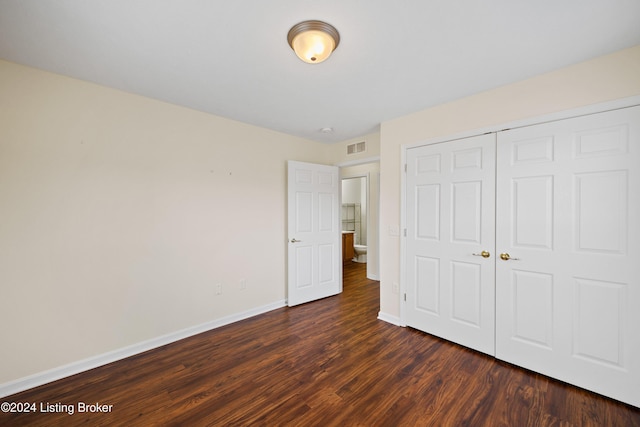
[347,141,366,155]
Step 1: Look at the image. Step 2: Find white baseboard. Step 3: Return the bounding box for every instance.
[0,300,286,398]
[377,311,402,326]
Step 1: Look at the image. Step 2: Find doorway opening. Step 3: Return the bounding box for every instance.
[342,176,366,261]
[340,162,379,282]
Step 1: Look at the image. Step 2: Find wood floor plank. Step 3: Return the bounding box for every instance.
[1,261,639,426]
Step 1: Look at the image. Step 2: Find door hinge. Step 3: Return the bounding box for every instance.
[404,164,407,173]
[404,293,407,302]
[403,228,407,237]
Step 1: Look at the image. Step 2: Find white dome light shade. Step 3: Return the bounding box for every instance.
[287,20,340,64]
[291,30,335,63]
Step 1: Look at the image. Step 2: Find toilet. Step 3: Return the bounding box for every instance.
[353,245,367,263]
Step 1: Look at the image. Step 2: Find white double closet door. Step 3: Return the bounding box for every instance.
[405,105,640,407]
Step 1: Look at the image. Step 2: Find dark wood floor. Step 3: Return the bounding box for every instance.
[2,261,639,426]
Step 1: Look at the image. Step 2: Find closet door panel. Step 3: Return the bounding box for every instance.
[496,105,640,408]
[512,175,554,249]
[510,269,554,349]
[406,134,496,356]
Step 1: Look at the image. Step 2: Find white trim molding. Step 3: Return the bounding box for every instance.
[336,155,380,168]
[377,311,403,326]
[0,300,286,398]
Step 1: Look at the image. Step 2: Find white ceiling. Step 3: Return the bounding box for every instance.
[1,1,639,143]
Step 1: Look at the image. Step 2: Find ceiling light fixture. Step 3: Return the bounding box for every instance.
[287,20,340,64]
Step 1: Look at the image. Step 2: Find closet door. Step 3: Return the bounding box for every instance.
[495,106,640,407]
[406,134,496,356]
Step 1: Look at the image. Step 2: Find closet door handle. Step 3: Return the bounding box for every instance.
[472,251,491,258]
[500,253,520,261]
[290,238,302,243]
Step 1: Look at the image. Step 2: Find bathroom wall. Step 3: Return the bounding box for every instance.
[342,177,363,205]
[342,177,366,245]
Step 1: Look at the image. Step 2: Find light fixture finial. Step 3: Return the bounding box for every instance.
[287,20,340,64]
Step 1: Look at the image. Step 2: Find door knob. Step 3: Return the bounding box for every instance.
[500,253,520,261]
[472,250,491,258]
[290,238,301,243]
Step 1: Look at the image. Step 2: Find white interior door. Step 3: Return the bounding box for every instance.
[405,134,496,356]
[495,106,640,407]
[287,161,341,306]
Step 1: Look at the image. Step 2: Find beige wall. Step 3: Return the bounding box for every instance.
[0,60,329,385]
[378,45,640,321]
[327,131,380,165]
[3,43,640,391]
